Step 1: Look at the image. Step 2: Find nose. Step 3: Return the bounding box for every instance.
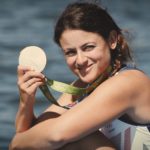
[76,51,88,68]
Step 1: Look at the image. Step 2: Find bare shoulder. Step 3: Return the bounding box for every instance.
[102,69,150,91]
[94,69,150,107]
[88,69,149,107]
[116,69,150,84]
[112,69,150,94]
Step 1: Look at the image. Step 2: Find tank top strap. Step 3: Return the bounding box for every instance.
[119,63,143,73]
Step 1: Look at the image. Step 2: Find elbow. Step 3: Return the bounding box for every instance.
[9,138,19,150]
[52,128,78,145]
[9,134,23,150]
[47,128,75,149]
[47,132,67,149]
[9,144,17,150]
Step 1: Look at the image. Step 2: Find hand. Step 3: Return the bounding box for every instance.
[17,65,45,104]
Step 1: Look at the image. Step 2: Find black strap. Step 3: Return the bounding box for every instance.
[119,114,150,127]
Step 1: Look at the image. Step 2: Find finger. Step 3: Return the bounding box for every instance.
[25,77,44,88]
[21,70,45,83]
[17,70,45,91]
[26,81,44,95]
[17,65,32,77]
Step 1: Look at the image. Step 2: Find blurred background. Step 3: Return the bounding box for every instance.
[0,0,150,149]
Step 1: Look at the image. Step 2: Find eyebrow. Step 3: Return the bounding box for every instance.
[63,42,96,51]
[80,43,89,49]
[80,42,96,49]
[64,47,76,52]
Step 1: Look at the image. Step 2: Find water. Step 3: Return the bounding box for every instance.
[0,0,150,149]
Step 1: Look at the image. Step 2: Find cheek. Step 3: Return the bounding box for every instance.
[66,58,75,70]
[101,52,111,67]
[96,49,111,67]
[66,58,79,75]
[91,51,104,62]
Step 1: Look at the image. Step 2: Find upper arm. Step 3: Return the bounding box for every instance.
[51,70,142,142]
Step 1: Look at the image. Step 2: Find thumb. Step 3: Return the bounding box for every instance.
[17,65,32,77]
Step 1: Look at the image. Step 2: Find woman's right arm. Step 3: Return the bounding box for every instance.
[16,66,86,131]
[16,65,45,132]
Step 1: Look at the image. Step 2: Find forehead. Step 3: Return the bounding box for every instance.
[60,29,104,48]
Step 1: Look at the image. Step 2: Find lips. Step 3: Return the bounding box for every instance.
[86,64,93,72]
[78,64,93,75]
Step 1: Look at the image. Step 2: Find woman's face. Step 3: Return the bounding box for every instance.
[60,29,116,83]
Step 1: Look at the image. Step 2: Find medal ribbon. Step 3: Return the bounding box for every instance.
[40,66,112,109]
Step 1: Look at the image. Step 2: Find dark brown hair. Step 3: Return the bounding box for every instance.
[54,2,133,70]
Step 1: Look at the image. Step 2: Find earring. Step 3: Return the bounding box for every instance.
[116,43,122,57]
[111,43,122,75]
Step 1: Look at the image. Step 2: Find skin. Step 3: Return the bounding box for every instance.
[9,30,150,150]
[60,30,113,83]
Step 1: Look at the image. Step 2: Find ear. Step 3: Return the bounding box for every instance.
[108,30,118,50]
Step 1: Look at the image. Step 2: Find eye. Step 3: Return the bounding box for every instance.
[64,50,76,57]
[83,45,95,51]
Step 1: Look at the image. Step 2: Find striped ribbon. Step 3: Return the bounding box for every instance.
[40,66,112,109]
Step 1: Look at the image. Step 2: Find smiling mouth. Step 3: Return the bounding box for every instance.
[78,64,93,75]
[86,64,93,72]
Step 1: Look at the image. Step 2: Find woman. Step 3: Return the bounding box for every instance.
[10,2,150,150]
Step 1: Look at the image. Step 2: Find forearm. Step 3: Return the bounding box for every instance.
[16,65,46,132]
[10,133,54,150]
[10,119,66,150]
[15,98,36,132]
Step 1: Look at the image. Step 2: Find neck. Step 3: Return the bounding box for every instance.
[86,66,112,94]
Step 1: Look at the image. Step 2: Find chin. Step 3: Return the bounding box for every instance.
[75,69,100,83]
[80,75,98,84]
